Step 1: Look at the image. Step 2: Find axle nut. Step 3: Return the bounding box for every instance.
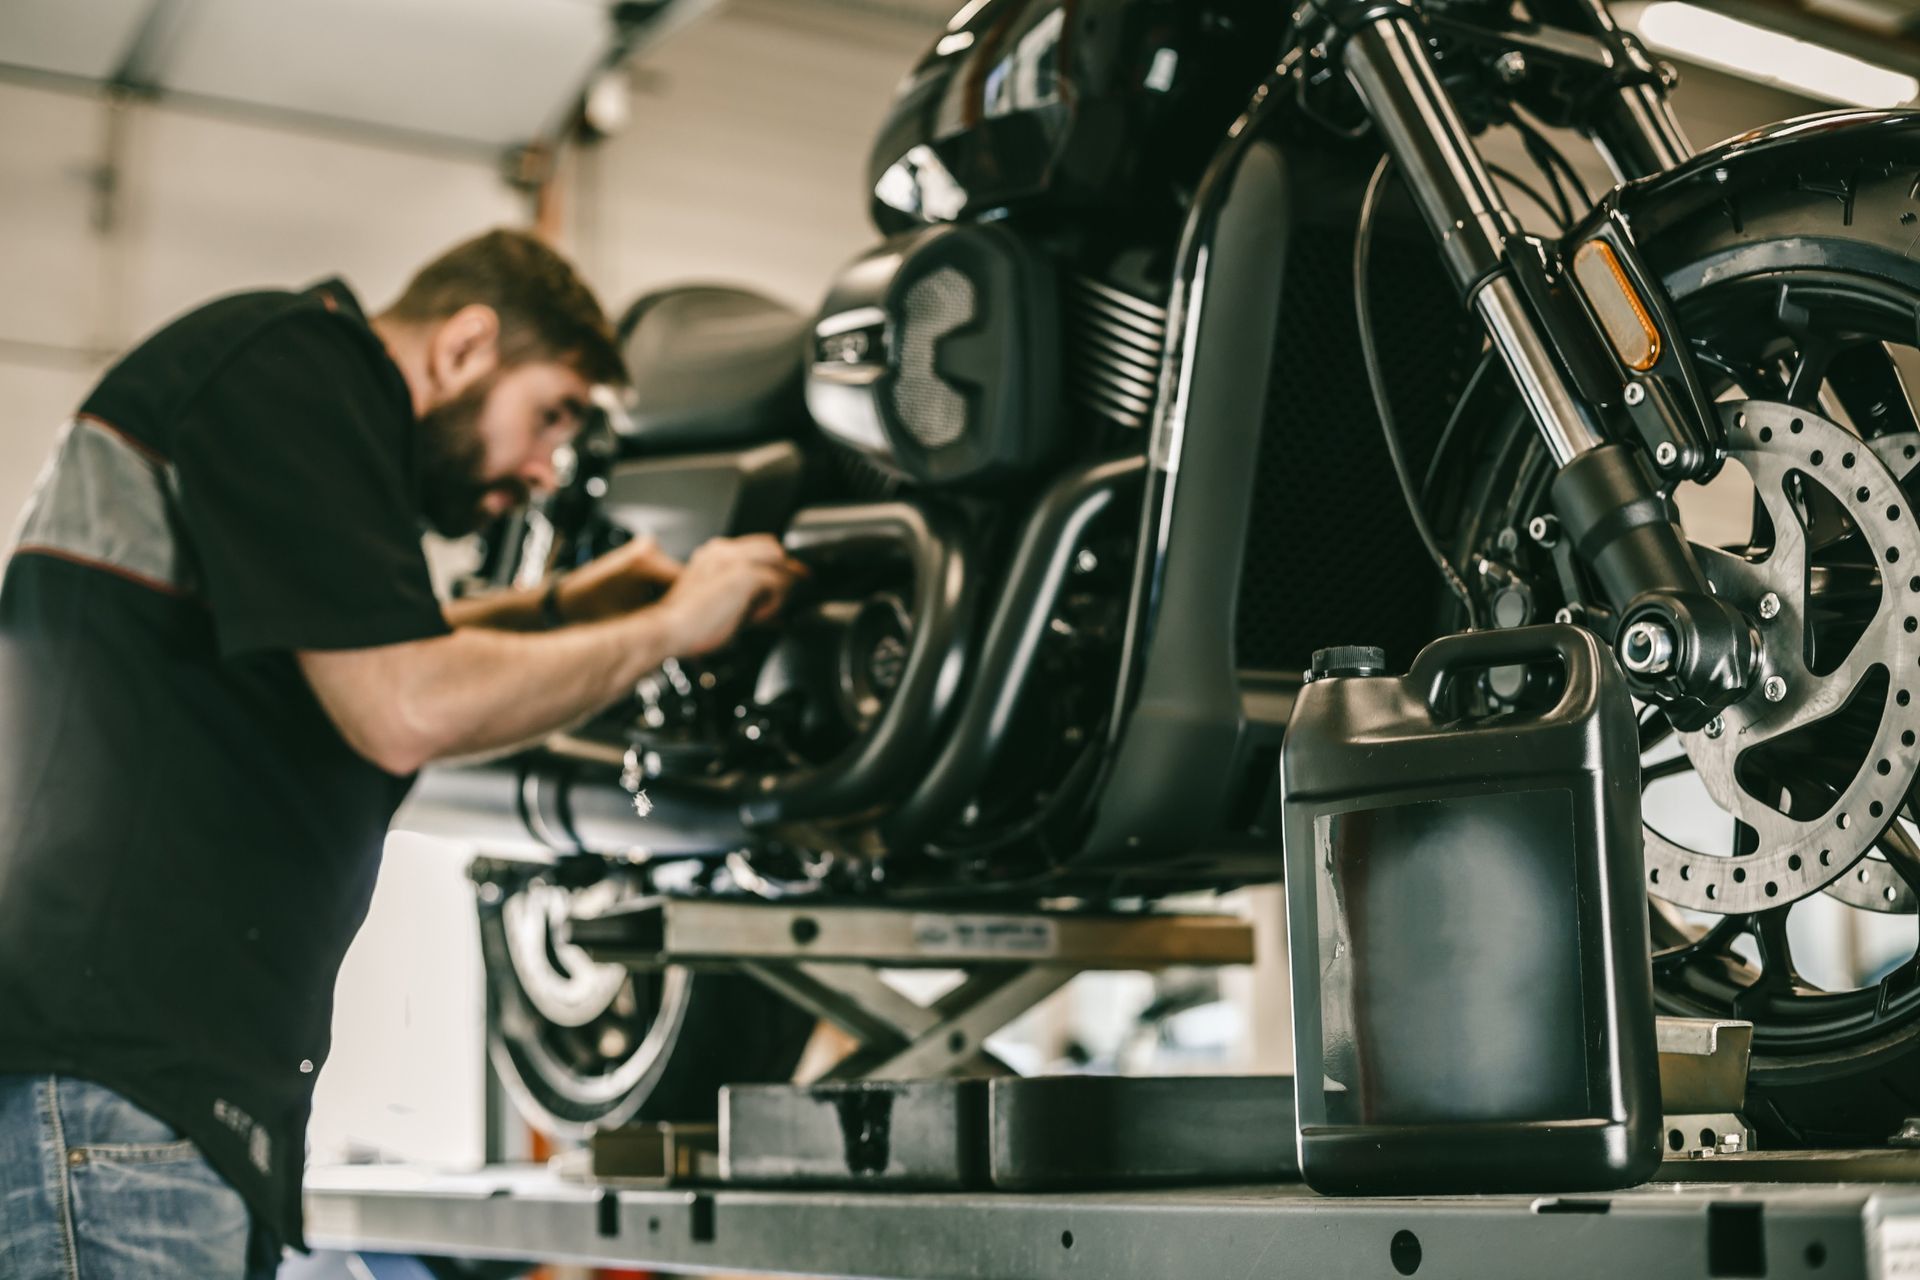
[1620,618,1677,676]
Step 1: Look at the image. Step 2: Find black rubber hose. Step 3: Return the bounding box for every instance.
[1354,156,1481,630]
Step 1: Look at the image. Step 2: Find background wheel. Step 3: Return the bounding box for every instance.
[474,861,815,1137]
[1438,158,1920,1146]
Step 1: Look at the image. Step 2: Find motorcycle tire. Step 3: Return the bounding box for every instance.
[478,875,816,1136]
[1446,157,1920,1147]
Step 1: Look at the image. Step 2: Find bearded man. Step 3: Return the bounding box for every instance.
[0,229,802,1278]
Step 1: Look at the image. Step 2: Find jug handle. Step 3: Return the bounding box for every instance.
[1407,623,1609,723]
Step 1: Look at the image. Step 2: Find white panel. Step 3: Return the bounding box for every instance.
[159,0,610,146]
[0,82,117,360]
[306,832,489,1169]
[121,100,523,340]
[0,0,154,80]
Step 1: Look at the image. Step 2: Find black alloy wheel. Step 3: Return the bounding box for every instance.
[1442,162,1920,1145]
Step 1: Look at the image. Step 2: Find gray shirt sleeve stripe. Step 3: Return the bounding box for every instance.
[7,416,200,596]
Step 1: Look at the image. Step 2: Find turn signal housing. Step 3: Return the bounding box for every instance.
[1573,239,1662,373]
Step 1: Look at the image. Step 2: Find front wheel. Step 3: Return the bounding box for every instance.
[1444,158,1920,1145]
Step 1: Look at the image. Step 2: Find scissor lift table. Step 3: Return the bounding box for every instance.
[306,898,1920,1278]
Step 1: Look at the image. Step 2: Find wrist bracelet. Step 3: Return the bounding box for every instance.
[539,575,568,629]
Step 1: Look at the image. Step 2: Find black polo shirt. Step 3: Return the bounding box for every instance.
[0,279,449,1253]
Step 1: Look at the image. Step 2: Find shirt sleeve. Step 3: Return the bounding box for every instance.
[170,310,452,657]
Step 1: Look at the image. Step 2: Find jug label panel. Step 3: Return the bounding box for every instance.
[1311,787,1593,1126]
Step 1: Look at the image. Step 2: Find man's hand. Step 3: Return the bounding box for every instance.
[553,535,683,624]
[651,534,805,657]
[304,533,805,775]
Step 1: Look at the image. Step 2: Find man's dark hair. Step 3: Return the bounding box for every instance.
[385,228,626,385]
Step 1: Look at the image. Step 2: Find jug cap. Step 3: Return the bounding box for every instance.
[1309,645,1388,681]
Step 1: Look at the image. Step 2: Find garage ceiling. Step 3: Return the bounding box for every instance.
[0,0,689,150]
[4,0,1918,148]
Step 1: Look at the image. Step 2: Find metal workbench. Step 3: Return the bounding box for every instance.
[305,1162,1920,1279]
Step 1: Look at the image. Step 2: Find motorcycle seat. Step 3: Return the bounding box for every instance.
[615,284,810,450]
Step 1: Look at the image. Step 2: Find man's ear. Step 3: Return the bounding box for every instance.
[426,304,501,395]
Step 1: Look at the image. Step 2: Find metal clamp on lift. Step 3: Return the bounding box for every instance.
[566,897,1254,1083]
[1656,1017,1755,1160]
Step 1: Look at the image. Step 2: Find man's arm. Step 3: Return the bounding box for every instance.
[444,537,686,632]
[443,584,547,632]
[302,535,798,774]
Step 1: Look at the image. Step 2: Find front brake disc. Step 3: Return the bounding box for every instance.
[1643,400,1920,914]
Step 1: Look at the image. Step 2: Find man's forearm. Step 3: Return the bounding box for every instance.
[404,610,675,763]
[301,606,677,774]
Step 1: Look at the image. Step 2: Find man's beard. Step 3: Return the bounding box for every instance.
[415,374,528,537]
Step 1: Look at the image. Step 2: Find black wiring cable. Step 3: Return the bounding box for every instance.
[1508,109,1593,217]
[1355,156,1482,631]
[1487,162,1567,231]
[1419,348,1500,503]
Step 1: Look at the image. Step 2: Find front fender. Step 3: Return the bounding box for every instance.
[1549,109,1920,475]
[1601,108,1920,243]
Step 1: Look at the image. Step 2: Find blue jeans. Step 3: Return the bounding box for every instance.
[0,1073,273,1278]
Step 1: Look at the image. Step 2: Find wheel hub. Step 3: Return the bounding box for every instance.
[503,879,629,1028]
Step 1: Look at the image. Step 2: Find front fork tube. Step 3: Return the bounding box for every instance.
[1339,11,1756,725]
[1341,16,1604,463]
[1533,0,1694,179]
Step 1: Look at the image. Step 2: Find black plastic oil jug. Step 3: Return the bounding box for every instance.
[1280,624,1661,1195]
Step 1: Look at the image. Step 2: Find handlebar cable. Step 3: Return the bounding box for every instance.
[1354,154,1483,631]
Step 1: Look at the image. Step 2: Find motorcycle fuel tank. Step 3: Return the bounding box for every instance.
[866,0,1284,231]
[1279,626,1662,1195]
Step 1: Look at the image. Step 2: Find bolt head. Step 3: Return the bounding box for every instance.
[1527,514,1559,546]
[1554,606,1576,625]
[1704,716,1724,739]
[1654,441,1678,467]
[1763,675,1788,703]
[1758,592,1781,620]
[1074,549,1099,574]
[1624,382,1647,406]
[1495,50,1528,82]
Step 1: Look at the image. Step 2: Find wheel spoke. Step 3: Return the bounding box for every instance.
[1829,342,1920,440]
[1785,336,1839,408]
[1882,822,1920,896]
[1745,905,1815,997]
[1652,914,1746,972]
[1643,754,1696,784]
[1640,708,1677,754]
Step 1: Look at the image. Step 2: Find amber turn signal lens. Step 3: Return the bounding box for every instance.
[1573,239,1662,373]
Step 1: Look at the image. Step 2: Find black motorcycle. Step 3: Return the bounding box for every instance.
[414,0,1920,1149]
